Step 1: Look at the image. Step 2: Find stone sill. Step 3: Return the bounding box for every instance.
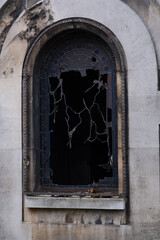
[25,196,125,210]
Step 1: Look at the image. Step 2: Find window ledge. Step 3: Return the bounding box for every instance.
[25,196,125,210]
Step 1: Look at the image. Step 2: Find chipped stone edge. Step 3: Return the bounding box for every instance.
[0,0,7,9]
[25,196,125,210]
[26,0,44,10]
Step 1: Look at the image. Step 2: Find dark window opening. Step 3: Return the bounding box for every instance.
[49,69,113,186]
[36,29,118,191]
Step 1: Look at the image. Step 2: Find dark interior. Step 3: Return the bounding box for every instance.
[49,69,113,185]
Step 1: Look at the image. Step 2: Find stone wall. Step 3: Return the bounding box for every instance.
[0,1,159,239]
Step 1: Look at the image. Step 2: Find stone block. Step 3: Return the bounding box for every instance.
[25,196,125,210]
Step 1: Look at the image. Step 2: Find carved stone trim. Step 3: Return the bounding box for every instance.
[22,18,127,196]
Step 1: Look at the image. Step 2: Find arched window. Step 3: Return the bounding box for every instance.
[23,19,127,197]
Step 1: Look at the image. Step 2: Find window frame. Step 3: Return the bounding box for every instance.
[22,18,128,197]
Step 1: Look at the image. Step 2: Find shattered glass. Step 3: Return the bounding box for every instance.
[40,32,117,186]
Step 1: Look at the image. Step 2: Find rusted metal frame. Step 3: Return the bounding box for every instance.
[25,190,118,198]
[39,31,118,189]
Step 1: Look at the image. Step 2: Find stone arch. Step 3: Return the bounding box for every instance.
[22,18,127,195]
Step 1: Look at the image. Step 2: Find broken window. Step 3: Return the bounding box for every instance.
[38,30,118,192]
[49,69,112,185]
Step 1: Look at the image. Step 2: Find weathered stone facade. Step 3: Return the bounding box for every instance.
[0,0,160,239]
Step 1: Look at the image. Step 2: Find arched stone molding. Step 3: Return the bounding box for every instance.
[50,0,157,70]
[22,18,127,196]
